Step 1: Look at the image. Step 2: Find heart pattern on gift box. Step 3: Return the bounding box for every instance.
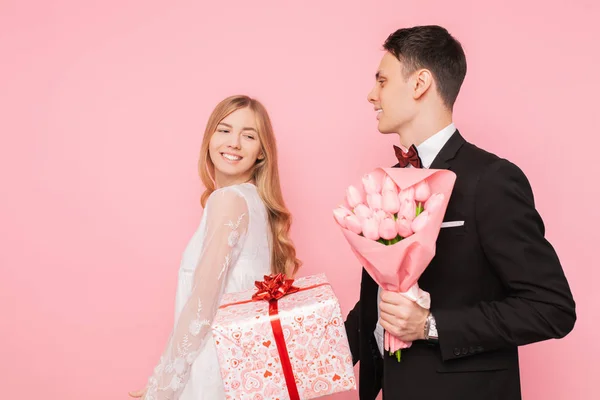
[242,372,262,391]
[293,348,307,361]
[312,378,331,393]
[264,382,279,397]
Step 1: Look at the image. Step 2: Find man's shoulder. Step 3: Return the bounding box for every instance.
[458,140,529,187]
[460,139,522,170]
[458,140,502,167]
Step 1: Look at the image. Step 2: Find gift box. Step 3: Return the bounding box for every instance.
[211,273,356,400]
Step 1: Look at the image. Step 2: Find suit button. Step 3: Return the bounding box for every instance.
[476,346,484,353]
[462,347,468,355]
[453,348,461,356]
[469,346,475,354]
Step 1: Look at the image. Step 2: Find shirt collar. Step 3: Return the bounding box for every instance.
[416,123,456,168]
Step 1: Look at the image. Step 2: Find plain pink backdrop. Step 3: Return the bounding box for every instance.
[1,1,598,399]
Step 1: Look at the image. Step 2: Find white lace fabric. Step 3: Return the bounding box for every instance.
[144,189,249,400]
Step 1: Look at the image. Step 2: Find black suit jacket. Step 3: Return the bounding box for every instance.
[344,131,576,400]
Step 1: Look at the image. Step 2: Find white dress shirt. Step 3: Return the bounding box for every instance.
[374,123,456,355]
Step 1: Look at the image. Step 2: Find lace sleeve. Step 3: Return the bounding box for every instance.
[144,188,249,400]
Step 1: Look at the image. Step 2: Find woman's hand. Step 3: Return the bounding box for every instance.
[128,388,146,398]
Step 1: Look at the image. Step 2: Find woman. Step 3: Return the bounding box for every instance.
[130,95,301,400]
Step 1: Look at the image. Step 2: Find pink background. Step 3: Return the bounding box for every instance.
[1,1,597,399]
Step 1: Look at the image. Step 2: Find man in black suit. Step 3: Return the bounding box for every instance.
[344,25,576,400]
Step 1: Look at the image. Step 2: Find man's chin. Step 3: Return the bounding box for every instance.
[377,122,397,134]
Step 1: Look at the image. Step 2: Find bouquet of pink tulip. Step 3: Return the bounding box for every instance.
[333,167,456,361]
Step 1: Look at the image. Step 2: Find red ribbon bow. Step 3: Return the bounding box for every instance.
[252,273,299,301]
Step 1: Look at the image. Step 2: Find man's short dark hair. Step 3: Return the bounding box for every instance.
[384,25,467,109]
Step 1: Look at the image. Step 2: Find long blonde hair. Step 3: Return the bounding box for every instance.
[198,95,301,277]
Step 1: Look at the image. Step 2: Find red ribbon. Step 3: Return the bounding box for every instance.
[268,295,299,400]
[255,274,300,400]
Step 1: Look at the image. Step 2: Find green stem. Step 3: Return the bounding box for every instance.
[416,202,424,216]
[389,349,402,362]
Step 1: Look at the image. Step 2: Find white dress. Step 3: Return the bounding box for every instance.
[144,183,272,400]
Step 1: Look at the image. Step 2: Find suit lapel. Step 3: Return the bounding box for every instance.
[429,130,466,170]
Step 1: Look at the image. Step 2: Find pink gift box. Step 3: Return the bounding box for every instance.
[211,273,356,400]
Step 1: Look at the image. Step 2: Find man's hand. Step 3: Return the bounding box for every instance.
[379,290,429,342]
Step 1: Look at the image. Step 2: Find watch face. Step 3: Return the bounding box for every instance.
[428,315,438,339]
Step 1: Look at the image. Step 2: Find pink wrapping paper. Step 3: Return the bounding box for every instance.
[211,274,356,400]
[340,167,456,292]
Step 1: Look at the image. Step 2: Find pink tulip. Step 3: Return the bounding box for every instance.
[414,180,431,203]
[354,204,372,220]
[374,209,388,222]
[362,174,382,195]
[345,214,362,234]
[396,217,414,238]
[424,193,445,214]
[333,206,352,227]
[367,193,383,210]
[382,176,398,193]
[362,217,380,241]
[346,185,363,208]
[379,217,398,240]
[382,190,401,214]
[398,187,415,203]
[399,198,417,221]
[411,210,429,232]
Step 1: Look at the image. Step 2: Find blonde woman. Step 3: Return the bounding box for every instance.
[130,95,301,400]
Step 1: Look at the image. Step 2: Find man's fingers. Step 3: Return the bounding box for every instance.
[379,300,409,318]
[379,309,401,325]
[381,290,407,305]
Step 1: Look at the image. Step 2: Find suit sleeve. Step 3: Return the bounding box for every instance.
[345,300,361,365]
[434,159,576,361]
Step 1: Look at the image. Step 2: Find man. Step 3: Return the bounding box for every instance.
[344,25,576,400]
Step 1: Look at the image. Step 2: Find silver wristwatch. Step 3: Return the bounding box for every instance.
[424,312,438,342]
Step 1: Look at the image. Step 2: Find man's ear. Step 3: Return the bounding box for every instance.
[413,69,434,100]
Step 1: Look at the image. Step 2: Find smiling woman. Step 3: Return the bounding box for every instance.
[130,95,301,400]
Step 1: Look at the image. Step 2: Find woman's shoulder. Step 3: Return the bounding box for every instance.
[206,183,258,211]
[210,182,257,198]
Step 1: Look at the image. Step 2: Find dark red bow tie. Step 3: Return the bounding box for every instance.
[394,144,423,168]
